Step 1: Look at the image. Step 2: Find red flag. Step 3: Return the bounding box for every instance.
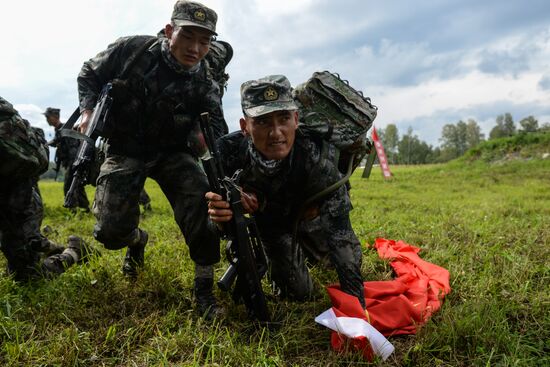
[316,238,451,359]
[372,126,392,179]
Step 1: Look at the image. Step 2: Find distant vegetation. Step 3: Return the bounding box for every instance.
[462,131,550,163]
[377,113,550,164]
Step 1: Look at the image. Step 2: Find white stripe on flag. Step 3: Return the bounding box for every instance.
[315,308,395,361]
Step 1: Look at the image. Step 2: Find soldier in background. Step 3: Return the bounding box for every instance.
[206,75,366,309]
[1,97,96,281]
[44,107,90,211]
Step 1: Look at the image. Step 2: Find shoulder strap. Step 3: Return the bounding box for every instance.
[64,38,158,121]
[119,38,159,79]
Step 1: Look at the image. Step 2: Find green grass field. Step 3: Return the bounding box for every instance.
[1,157,549,366]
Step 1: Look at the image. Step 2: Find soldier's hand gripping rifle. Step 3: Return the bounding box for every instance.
[199,112,270,323]
[64,84,113,208]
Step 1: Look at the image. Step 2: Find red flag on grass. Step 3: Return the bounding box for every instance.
[315,238,451,360]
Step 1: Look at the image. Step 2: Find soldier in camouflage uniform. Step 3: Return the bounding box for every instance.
[0,97,95,281]
[44,107,90,211]
[77,1,227,317]
[206,75,366,309]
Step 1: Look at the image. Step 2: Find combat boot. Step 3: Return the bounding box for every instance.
[66,235,98,264]
[32,238,65,256]
[42,236,98,276]
[122,230,148,278]
[194,277,225,320]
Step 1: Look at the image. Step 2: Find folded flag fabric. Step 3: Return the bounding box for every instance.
[315,238,451,359]
[315,307,395,361]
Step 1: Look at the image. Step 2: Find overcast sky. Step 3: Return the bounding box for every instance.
[2,0,550,146]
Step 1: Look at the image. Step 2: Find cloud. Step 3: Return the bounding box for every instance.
[539,75,550,91]
[3,0,550,149]
[372,69,550,143]
[383,99,550,146]
[13,104,55,140]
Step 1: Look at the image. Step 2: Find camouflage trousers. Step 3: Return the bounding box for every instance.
[92,151,220,265]
[63,163,90,210]
[0,178,75,280]
[258,212,364,305]
[256,186,365,306]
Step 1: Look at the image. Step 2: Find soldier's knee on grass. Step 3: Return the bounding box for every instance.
[93,224,140,250]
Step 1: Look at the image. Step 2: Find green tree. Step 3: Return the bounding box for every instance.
[490,113,516,139]
[397,127,433,164]
[440,120,469,159]
[540,122,550,133]
[465,118,484,148]
[381,123,399,164]
[440,124,459,159]
[519,116,539,133]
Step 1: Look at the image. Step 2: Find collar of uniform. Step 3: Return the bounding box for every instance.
[160,39,201,75]
[246,138,294,177]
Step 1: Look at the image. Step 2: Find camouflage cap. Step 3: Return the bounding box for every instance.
[43,107,60,117]
[241,75,298,117]
[171,0,217,36]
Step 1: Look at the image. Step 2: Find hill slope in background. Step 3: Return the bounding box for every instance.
[461,131,550,163]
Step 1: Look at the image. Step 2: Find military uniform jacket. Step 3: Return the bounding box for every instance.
[216,131,353,232]
[223,131,366,304]
[51,123,80,168]
[77,35,228,158]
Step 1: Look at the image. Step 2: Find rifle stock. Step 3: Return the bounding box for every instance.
[199,112,270,323]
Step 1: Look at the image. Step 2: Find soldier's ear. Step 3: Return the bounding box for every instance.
[292,111,299,126]
[165,23,174,39]
[239,117,249,136]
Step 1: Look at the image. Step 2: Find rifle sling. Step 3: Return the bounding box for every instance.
[61,107,82,131]
[57,129,95,144]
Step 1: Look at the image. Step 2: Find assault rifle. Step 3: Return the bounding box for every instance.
[199,112,270,323]
[48,107,81,182]
[64,84,112,208]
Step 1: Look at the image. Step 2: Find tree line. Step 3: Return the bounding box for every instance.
[375,114,550,164]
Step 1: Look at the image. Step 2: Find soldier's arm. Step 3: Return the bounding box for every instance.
[77,36,132,112]
[319,186,366,309]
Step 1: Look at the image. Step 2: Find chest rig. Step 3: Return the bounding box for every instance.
[107,37,210,157]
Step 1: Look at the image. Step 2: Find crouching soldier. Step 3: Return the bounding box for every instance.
[0,96,96,281]
[77,1,228,317]
[206,75,366,309]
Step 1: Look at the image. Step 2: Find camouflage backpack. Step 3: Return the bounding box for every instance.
[293,71,377,175]
[205,40,233,97]
[0,96,49,179]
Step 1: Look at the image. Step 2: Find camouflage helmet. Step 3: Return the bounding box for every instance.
[241,75,298,117]
[43,107,60,117]
[171,0,217,36]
